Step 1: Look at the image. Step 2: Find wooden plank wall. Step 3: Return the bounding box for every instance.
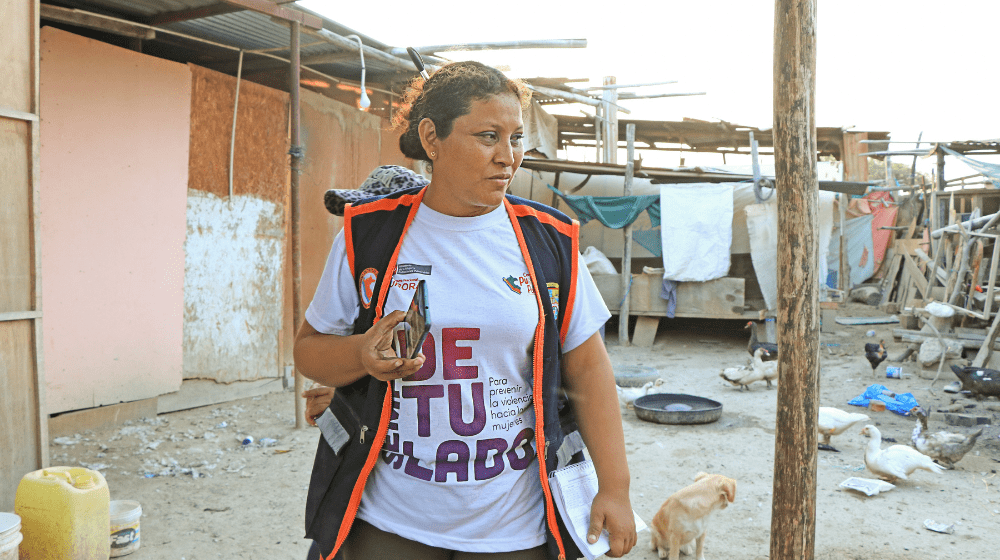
[1,0,44,512]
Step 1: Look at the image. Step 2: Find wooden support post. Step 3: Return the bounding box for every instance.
[936,149,946,192]
[289,21,306,429]
[771,2,819,560]
[618,124,636,346]
[594,104,603,163]
[602,76,618,165]
[838,193,848,294]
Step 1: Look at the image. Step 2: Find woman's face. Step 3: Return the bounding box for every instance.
[420,93,524,217]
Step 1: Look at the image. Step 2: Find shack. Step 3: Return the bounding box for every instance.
[503,107,889,340]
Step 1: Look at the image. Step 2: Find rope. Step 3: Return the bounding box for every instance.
[618,274,635,309]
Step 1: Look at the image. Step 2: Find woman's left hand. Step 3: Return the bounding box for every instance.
[302,386,336,426]
[587,489,637,557]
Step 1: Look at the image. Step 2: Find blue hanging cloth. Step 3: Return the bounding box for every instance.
[546,183,660,229]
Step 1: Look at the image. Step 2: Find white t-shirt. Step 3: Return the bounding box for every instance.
[305,202,611,552]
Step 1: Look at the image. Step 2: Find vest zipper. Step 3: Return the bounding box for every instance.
[359,425,369,444]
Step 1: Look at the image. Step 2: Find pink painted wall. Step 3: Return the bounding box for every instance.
[39,27,190,414]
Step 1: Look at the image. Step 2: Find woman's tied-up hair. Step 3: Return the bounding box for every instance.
[392,60,531,161]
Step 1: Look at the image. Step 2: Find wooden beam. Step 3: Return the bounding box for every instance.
[219,0,322,29]
[902,254,929,299]
[146,2,241,25]
[40,5,155,40]
[0,311,42,322]
[771,2,819,560]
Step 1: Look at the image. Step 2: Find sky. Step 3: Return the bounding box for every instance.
[298,0,999,177]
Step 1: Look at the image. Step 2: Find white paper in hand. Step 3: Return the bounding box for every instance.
[549,460,647,560]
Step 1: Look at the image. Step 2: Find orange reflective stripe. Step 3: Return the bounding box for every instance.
[328,386,393,560]
[327,189,426,560]
[559,220,580,345]
[359,191,424,214]
[509,204,574,237]
[504,199,567,560]
[373,189,424,319]
[344,204,356,278]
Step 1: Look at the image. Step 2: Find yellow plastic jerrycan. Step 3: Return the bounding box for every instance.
[14,466,110,560]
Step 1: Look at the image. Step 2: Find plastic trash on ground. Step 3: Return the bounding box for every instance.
[839,477,895,496]
[923,519,955,534]
[848,384,919,416]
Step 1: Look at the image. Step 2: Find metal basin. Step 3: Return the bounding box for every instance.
[613,365,660,388]
[633,394,723,425]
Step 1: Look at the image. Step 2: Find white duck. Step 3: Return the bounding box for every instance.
[817,407,870,452]
[860,424,944,482]
[616,378,665,408]
[719,348,776,390]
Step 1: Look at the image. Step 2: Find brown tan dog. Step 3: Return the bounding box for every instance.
[649,472,737,560]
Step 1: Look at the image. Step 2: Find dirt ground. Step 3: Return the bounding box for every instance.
[47,304,1000,560]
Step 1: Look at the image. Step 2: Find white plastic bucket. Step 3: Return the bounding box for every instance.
[0,513,22,560]
[109,500,142,557]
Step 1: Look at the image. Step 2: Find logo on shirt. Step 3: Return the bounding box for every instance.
[360,268,378,308]
[396,263,432,275]
[502,276,521,294]
[547,282,560,320]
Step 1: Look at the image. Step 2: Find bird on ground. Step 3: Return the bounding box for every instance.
[817,407,870,452]
[909,406,983,469]
[720,348,776,390]
[617,378,665,408]
[745,321,778,362]
[860,424,945,482]
[864,340,888,377]
[948,365,1000,399]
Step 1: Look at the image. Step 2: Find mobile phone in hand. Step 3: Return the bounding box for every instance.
[401,279,430,360]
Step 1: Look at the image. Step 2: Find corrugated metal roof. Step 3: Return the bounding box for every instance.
[74,0,219,17]
[46,0,415,83]
[166,11,289,51]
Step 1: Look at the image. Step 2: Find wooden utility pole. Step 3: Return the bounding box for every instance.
[771,2,819,560]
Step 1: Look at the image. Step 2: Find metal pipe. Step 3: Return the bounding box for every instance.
[344,35,370,108]
[312,27,417,72]
[290,21,306,430]
[228,50,243,203]
[616,92,707,100]
[389,39,587,55]
[527,83,631,114]
[585,80,678,90]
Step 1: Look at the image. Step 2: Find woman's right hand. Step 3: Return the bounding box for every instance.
[359,309,426,382]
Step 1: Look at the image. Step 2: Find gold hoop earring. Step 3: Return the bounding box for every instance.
[430,152,436,157]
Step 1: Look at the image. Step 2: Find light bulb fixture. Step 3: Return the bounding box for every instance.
[345,34,370,109]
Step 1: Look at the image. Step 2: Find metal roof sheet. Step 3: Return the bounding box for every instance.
[46,0,414,83]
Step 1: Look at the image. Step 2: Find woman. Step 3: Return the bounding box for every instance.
[294,61,635,560]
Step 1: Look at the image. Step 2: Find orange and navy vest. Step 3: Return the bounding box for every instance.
[304,186,586,560]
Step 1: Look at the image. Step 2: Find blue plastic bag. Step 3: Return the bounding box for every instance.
[848,384,919,416]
